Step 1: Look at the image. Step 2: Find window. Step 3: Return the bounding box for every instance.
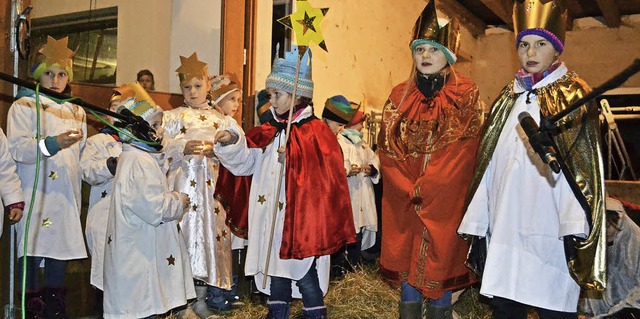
[31,7,117,84]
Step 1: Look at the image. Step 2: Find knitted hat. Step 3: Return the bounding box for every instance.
[265,45,313,98]
[410,0,460,64]
[210,73,242,104]
[32,36,75,82]
[256,89,273,124]
[114,83,162,126]
[513,0,567,53]
[348,111,366,128]
[322,95,356,125]
[176,52,209,83]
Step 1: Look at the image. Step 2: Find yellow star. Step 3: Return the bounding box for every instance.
[222,229,228,238]
[107,235,112,244]
[278,0,329,51]
[167,254,175,265]
[257,195,266,205]
[199,115,207,122]
[49,171,58,180]
[190,180,197,187]
[206,179,212,187]
[175,52,208,82]
[214,207,220,215]
[213,122,220,130]
[192,204,198,211]
[40,36,74,68]
[216,234,222,242]
[42,218,52,227]
[278,201,284,211]
[180,127,187,134]
[101,190,108,198]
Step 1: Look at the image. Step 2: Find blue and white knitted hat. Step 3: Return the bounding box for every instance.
[265,45,313,98]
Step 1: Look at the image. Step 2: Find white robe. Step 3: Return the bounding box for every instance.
[163,105,236,288]
[7,95,87,260]
[103,144,195,318]
[214,106,330,298]
[337,133,379,250]
[80,132,122,290]
[458,64,590,312]
[0,128,24,238]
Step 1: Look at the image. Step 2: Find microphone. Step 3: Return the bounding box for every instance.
[517,112,561,174]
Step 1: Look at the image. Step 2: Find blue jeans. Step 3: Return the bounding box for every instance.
[401,281,452,306]
[270,259,324,308]
[17,256,67,290]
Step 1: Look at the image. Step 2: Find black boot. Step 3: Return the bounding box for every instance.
[399,301,422,319]
[302,306,327,319]
[24,290,46,319]
[267,301,290,319]
[44,287,67,319]
[424,304,452,319]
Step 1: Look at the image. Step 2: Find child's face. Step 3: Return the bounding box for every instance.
[219,90,242,117]
[517,34,559,74]
[107,98,122,124]
[148,112,164,140]
[413,43,448,75]
[39,66,69,93]
[324,118,345,135]
[181,77,210,106]
[267,88,294,116]
[138,75,154,91]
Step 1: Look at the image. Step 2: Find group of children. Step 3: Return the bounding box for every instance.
[2,0,639,318]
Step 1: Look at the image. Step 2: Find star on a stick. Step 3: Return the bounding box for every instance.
[278,0,329,51]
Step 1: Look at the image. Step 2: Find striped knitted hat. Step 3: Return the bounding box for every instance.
[265,45,313,98]
[322,95,356,124]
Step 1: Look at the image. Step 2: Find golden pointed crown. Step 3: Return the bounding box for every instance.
[513,0,567,49]
[176,52,209,83]
[410,0,460,57]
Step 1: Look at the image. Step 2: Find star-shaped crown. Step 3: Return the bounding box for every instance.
[176,52,209,83]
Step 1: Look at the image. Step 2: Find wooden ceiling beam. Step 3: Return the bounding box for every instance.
[560,0,585,18]
[436,0,487,38]
[479,0,513,26]
[596,0,621,27]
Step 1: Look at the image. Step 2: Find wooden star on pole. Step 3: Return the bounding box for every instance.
[278,0,329,52]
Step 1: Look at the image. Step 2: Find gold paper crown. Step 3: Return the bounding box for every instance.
[411,0,460,56]
[32,36,75,81]
[176,52,209,83]
[513,0,567,44]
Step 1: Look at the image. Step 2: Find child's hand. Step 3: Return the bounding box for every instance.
[348,164,361,176]
[184,140,205,155]
[200,140,215,158]
[180,193,191,211]
[56,129,83,149]
[214,130,238,146]
[8,207,23,223]
[361,164,372,176]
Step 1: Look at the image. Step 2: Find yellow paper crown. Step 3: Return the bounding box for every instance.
[32,36,75,81]
[410,0,460,57]
[176,52,209,83]
[513,0,567,46]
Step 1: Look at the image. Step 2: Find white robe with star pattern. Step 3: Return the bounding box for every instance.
[163,104,238,288]
[7,94,87,260]
[103,144,194,318]
[80,132,122,290]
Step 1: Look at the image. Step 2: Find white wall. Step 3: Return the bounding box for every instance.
[31,0,222,94]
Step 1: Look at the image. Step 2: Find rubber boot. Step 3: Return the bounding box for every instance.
[24,290,46,319]
[399,301,422,319]
[267,301,291,319]
[43,287,67,319]
[425,303,452,319]
[205,285,232,311]
[302,306,327,319]
[192,286,220,318]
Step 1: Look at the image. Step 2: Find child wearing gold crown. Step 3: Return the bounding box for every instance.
[214,46,355,319]
[102,83,195,318]
[458,0,606,317]
[377,1,483,318]
[7,35,87,318]
[162,52,240,316]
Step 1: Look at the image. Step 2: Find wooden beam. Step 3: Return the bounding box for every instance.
[479,0,513,26]
[560,0,585,18]
[596,0,621,27]
[436,0,487,37]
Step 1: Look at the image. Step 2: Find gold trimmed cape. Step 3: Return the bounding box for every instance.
[465,72,606,290]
